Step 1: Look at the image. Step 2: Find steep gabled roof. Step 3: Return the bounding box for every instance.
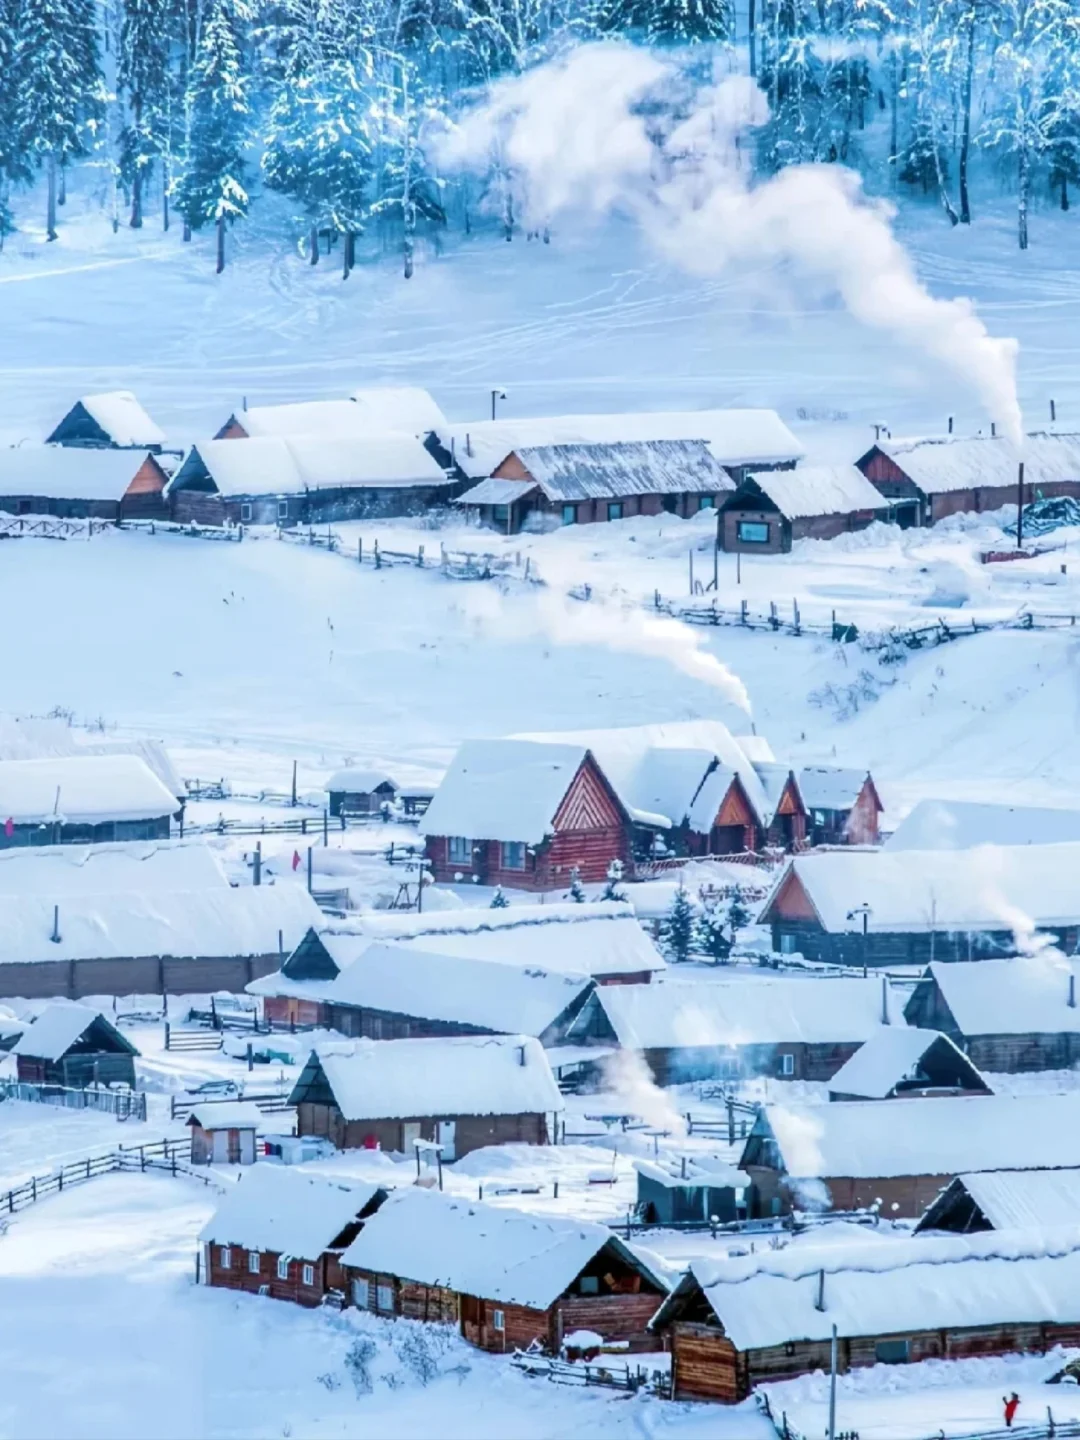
[826,1026,991,1100]
[199,1166,385,1259]
[917,956,1080,1037]
[918,1168,1080,1233]
[13,1003,137,1061]
[738,465,889,520]
[509,439,735,501]
[0,446,153,501]
[419,739,598,844]
[46,392,164,448]
[862,431,1080,496]
[170,436,447,499]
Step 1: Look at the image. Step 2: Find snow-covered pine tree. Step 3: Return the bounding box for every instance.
[371,54,445,278]
[119,0,176,228]
[174,0,252,271]
[490,884,509,907]
[568,866,586,902]
[0,0,26,243]
[602,857,627,903]
[695,898,732,963]
[727,884,752,943]
[599,0,731,45]
[13,0,105,240]
[661,882,695,963]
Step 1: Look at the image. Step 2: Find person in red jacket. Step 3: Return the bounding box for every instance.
[1003,1392,1020,1428]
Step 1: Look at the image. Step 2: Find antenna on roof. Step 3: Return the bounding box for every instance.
[1069,973,1076,1009]
[991,422,997,438]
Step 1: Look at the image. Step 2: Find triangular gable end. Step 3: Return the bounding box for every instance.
[902,968,962,1037]
[81,1014,140,1056]
[283,928,341,982]
[759,865,825,927]
[287,1051,337,1108]
[215,415,249,440]
[774,773,807,819]
[552,752,628,834]
[711,773,762,831]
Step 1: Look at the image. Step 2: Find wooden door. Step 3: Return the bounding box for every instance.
[227,1129,241,1164]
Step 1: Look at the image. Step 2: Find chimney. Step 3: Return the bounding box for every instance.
[947,416,953,434]
[991,422,997,437]
[466,432,473,458]
[278,928,284,962]
[680,1154,687,1180]
[253,840,262,886]
[814,1269,826,1312]
[518,1044,527,1066]
[1052,398,1057,422]
[450,437,456,463]
[881,975,890,1025]
[50,904,61,944]
[242,396,248,412]
[1069,973,1076,1009]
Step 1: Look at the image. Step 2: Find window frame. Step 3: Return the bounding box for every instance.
[302,1263,315,1287]
[500,840,527,871]
[352,1277,372,1310]
[376,1283,395,1313]
[607,501,624,522]
[448,836,472,865]
[240,502,253,523]
[561,504,577,526]
[698,494,716,510]
[779,933,798,955]
[736,519,771,545]
[277,499,289,521]
[780,1053,795,1077]
[277,1255,290,1281]
[492,1308,506,1332]
[875,1338,911,1364]
[220,1246,232,1270]
[248,1250,261,1274]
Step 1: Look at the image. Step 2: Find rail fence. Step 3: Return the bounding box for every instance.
[0,1137,206,1218]
[168,1090,294,1122]
[511,1348,669,1396]
[0,514,114,541]
[0,1077,147,1122]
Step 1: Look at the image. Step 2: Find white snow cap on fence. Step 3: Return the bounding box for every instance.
[0,840,227,896]
[340,1186,665,1308]
[0,755,177,825]
[199,1165,383,1259]
[306,1033,564,1119]
[74,391,164,448]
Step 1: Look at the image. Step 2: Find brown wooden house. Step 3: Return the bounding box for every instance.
[340,1187,669,1351]
[916,1168,1080,1234]
[0,447,170,521]
[420,740,631,891]
[187,1102,263,1165]
[325,768,398,818]
[45,391,165,451]
[199,1166,388,1307]
[650,1243,1080,1403]
[718,465,889,553]
[798,768,882,846]
[12,1003,138,1088]
[825,1026,992,1102]
[288,1034,564,1160]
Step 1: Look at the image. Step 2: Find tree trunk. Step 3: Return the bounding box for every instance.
[183,219,191,242]
[58,162,66,206]
[958,11,976,224]
[1062,173,1070,211]
[310,223,319,265]
[216,212,226,273]
[130,95,144,228]
[931,119,959,226]
[1018,144,1029,250]
[889,51,899,185]
[46,152,58,241]
[748,0,756,78]
[342,230,354,279]
[162,162,170,232]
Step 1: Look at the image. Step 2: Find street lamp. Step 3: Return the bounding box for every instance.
[846,903,873,977]
[491,388,507,421]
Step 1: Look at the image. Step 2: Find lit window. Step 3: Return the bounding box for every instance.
[248,1251,261,1274]
[737,521,770,544]
[501,841,527,870]
[561,505,577,525]
[781,1053,795,1077]
[492,1309,506,1332]
[220,1247,232,1270]
[376,1284,394,1313]
[277,1256,289,1280]
[302,1264,315,1287]
[607,502,624,522]
[448,836,471,864]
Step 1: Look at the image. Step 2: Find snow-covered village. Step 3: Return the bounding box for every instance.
[10,3,1080,1440]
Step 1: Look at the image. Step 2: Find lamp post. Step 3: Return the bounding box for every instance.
[847,903,872,976]
[490,388,507,421]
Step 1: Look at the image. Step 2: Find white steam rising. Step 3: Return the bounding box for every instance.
[601,1047,689,1136]
[439,44,1022,444]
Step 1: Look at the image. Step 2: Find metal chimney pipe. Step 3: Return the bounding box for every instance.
[947,416,953,434]
[1017,462,1026,550]
[881,975,890,1025]
[814,1269,826,1312]
[1069,973,1076,1009]
[51,904,60,944]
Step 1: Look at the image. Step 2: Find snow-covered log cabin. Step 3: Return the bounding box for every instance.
[325,769,398,817]
[199,1167,389,1307]
[13,1003,138,1087]
[0,755,178,848]
[739,1093,1080,1217]
[0,446,170,521]
[825,1026,992,1101]
[167,435,456,527]
[420,740,631,890]
[717,466,890,552]
[457,440,735,532]
[187,1102,263,1165]
[45,391,165,452]
[249,935,593,1044]
[904,956,1080,1072]
[855,431,1080,527]
[635,1157,749,1225]
[761,843,1080,966]
[916,1168,1080,1234]
[288,1035,563,1159]
[799,767,882,846]
[340,1187,669,1351]
[565,975,902,1085]
[217,387,446,442]
[650,1233,1080,1402]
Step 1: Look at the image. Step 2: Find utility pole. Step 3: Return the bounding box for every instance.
[1017,461,1026,549]
[828,1323,838,1440]
[490,388,506,421]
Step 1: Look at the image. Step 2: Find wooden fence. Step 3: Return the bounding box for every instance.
[0,1137,202,1217]
[168,1091,294,1122]
[0,1077,147,1122]
[0,514,114,541]
[511,1348,669,1396]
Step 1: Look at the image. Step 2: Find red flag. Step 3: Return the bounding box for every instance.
[3,818,12,838]
[291,850,301,871]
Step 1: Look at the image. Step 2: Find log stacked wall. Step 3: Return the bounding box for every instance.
[0,950,278,1000]
[205,1243,330,1307]
[642,1038,862,1087]
[295,1101,548,1157]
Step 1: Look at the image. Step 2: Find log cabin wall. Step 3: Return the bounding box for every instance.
[262,995,329,1028]
[119,456,169,520]
[556,1294,661,1348]
[844,782,882,844]
[965,1031,1080,1073]
[745,1163,953,1218]
[295,1102,548,1157]
[670,1324,746,1402]
[641,1039,861,1086]
[769,918,1040,967]
[0,950,279,1000]
[205,1243,330,1306]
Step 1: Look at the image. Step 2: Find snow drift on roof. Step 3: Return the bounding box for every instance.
[324,769,398,793]
[873,431,1080,496]
[456,477,538,506]
[341,1186,663,1308]
[593,976,900,1050]
[508,440,736,502]
[175,435,448,497]
[798,767,871,812]
[232,401,383,440]
[199,1166,382,1259]
[921,955,1080,1036]
[760,1093,1080,1178]
[419,739,592,845]
[743,465,889,520]
[435,409,805,480]
[944,1168,1080,1231]
[825,1026,984,1100]
[77,392,164,447]
[12,1003,126,1061]
[77,738,184,800]
[187,1102,264,1130]
[0,446,151,501]
[886,799,1080,851]
[0,839,227,896]
[0,754,178,825]
[307,1034,564,1120]
[348,387,447,435]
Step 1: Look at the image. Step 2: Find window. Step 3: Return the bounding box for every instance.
[737,520,770,544]
[875,1339,910,1364]
[607,502,624,522]
[784,1342,796,1357]
[779,933,798,954]
[248,1251,261,1274]
[240,502,253,522]
[277,1256,290,1281]
[376,1284,394,1313]
[561,505,577,525]
[302,1264,315,1287]
[493,504,509,523]
[698,494,716,510]
[220,1246,232,1270]
[578,1275,599,1295]
[492,1309,506,1332]
[277,500,289,521]
[352,1278,372,1310]
[501,841,527,870]
[780,1053,795,1077]
[448,836,471,864]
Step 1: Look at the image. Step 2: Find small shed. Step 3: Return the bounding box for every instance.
[45,392,165,451]
[325,769,399,818]
[12,1003,138,1087]
[798,767,882,847]
[826,1026,992,1102]
[0,447,170,521]
[916,1168,1080,1234]
[199,1165,388,1306]
[289,1034,564,1159]
[718,465,890,553]
[635,1157,749,1225]
[187,1101,263,1165]
[341,1186,669,1351]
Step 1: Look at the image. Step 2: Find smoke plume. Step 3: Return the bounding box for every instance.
[602,1047,689,1136]
[439,45,1022,444]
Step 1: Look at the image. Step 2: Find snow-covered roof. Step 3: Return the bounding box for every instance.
[230,401,382,440]
[765,842,1080,934]
[759,1093,1080,1179]
[0,446,153,501]
[871,431,1080,496]
[435,409,805,480]
[798,767,872,813]
[12,1003,130,1061]
[0,884,321,966]
[886,799,1080,851]
[0,839,227,895]
[635,1157,749,1190]
[826,1026,986,1100]
[456,477,538,506]
[0,722,182,798]
[0,755,178,825]
[303,1034,564,1119]
[198,1166,382,1259]
[921,956,1080,1036]
[591,977,900,1050]
[668,1229,1080,1351]
[419,739,597,845]
[172,435,448,498]
[77,738,184,800]
[348,386,447,435]
[75,392,164,447]
[741,465,889,520]
[340,1187,663,1308]
[324,769,398,794]
[506,440,736,502]
[938,1169,1080,1231]
[187,1102,264,1130]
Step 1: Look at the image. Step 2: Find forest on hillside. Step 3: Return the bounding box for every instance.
[0,0,1077,275]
